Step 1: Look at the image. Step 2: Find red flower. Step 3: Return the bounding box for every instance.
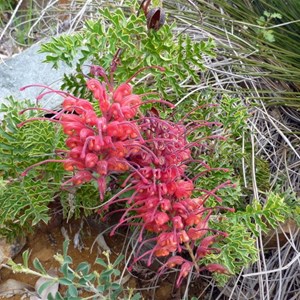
[174,180,194,199]
[113,83,132,103]
[165,256,185,268]
[205,263,229,274]
[176,261,193,287]
[20,62,233,288]
[85,153,98,168]
[154,211,169,226]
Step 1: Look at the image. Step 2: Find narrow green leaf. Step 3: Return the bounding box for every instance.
[22,250,30,269]
[112,255,124,268]
[33,258,47,274]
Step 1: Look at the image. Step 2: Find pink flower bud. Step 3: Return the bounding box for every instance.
[88,136,103,151]
[61,114,83,123]
[83,110,97,126]
[154,247,170,257]
[69,146,83,159]
[72,170,92,185]
[109,102,124,120]
[79,128,94,142]
[176,261,193,287]
[172,216,184,229]
[63,159,84,171]
[155,212,169,226]
[85,153,98,168]
[160,199,172,211]
[165,256,185,268]
[62,122,84,136]
[145,197,159,209]
[174,180,194,199]
[63,97,77,111]
[86,78,101,95]
[76,99,94,112]
[178,230,190,243]
[205,263,229,274]
[96,160,108,176]
[66,136,82,149]
[122,94,141,107]
[113,83,132,103]
[187,227,207,241]
[121,106,137,120]
[106,121,121,138]
[87,79,110,113]
[97,176,107,200]
[185,213,201,226]
[196,235,217,258]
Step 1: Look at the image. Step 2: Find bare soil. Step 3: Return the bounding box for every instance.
[0,217,207,300]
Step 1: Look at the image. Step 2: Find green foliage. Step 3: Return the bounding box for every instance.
[60,182,100,220]
[0,97,65,178]
[39,2,215,101]
[256,11,282,43]
[1,1,294,291]
[0,98,67,238]
[0,177,52,238]
[205,193,288,284]
[273,186,300,226]
[228,193,288,236]
[0,0,16,13]
[180,94,253,208]
[286,196,300,226]
[0,98,107,238]
[7,239,140,300]
[206,219,257,284]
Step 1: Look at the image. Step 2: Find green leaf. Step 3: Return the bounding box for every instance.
[37,280,57,296]
[82,273,96,282]
[67,285,78,297]
[22,250,30,269]
[58,277,73,286]
[62,240,71,260]
[54,292,64,300]
[112,254,124,268]
[60,263,73,279]
[95,258,107,268]
[263,30,275,42]
[96,285,105,293]
[100,269,114,278]
[131,293,142,300]
[75,262,90,275]
[110,282,121,290]
[33,258,47,274]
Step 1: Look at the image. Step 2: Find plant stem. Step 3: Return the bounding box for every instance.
[185,242,200,273]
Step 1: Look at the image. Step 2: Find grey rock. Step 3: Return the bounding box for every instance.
[0,236,26,266]
[0,40,75,117]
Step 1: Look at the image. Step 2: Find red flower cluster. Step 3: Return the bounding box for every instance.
[19,64,234,287]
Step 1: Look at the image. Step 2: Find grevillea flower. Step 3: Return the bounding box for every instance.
[176,261,193,287]
[204,263,230,274]
[19,59,233,287]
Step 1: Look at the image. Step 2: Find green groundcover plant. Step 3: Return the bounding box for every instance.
[0,0,291,293]
[7,240,141,300]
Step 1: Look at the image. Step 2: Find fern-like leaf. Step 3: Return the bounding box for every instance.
[228,193,288,236]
